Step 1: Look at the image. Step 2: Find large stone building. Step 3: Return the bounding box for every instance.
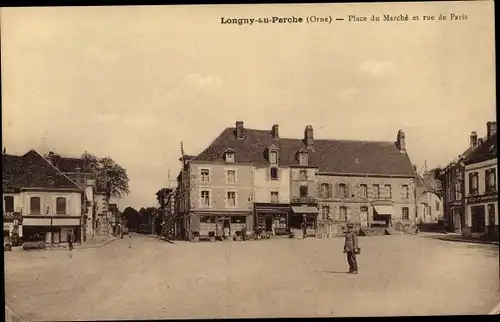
[176,121,417,241]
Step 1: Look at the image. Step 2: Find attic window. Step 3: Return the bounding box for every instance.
[224,148,235,163]
[298,149,308,166]
[269,151,278,164]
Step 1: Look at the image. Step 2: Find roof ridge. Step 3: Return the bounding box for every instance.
[33,150,82,189]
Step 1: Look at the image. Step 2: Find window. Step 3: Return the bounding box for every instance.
[231,216,247,224]
[360,184,368,199]
[454,181,462,200]
[201,169,210,182]
[469,172,479,195]
[339,206,347,221]
[436,201,440,211]
[30,197,41,215]
[201,191,210,206]
[360,206,368,213]
[402,207,409,220]
[384,184,392,199]
[299,152,308,166]
[402,185,409,199]
[339,183,348,198]
[269,151,278,164]
[200,216,214,223]
[373,184,380,199]
[270,191,279,203]
[225,153,235,163]
[322,205,331,220]
[4,196,14,212]
[270,167,279,180]
[486,168,497,192]
[300,170,308,180]
[227,170,236,184]
[320,183,332,198]
[56,197,66,215]
[227,191,236,207]
[299,185,308,197]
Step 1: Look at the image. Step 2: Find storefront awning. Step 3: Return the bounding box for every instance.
[291,206,319,214]
[373,205,395,216]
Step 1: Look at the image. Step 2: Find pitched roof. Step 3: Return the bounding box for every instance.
[464,135,497,165]
[193,127,415,176]
[45,152,91,173]
[2,150,82,190]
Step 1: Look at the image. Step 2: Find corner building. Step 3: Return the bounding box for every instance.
[176,122,417,240]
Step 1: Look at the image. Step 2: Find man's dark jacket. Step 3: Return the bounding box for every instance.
[344,230,359,252]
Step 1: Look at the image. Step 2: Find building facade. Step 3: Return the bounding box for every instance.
[415,172,443,224]
[463,124,497,238]
[176,121,417,240]
[3,150,84,245]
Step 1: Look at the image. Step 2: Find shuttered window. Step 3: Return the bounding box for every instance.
[339,206,347,221]
[373,184,380,199]
[486,168,497,192]
[30,197,41,215]
[56,197,66,215]
[360,184,368,199]
[402,185,409,199]
[469,172,479,195]
[384,184,392,199]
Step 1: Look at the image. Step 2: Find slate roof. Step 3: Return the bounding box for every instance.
[45,152,91,173]
[2,150,82,190]
[464,135,497,165]
[193,127,415,176]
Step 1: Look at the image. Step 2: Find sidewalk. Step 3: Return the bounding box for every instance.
[10,235,118,252]
[419,232,499,245]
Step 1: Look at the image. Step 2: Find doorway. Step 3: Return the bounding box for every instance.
[471,205,486,233]
[265,216,273,232]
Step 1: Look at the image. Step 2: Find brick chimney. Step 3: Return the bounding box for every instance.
[235,121,244,139]
[470,131,478,147]
[396,130,406,153]
[487,121,497,139]
[304,125,314,149]
[75,167,82,187]
[47,151,61,167]
[272,124,279,139]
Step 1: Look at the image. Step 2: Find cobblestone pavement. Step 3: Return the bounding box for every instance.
[4,235,499,320]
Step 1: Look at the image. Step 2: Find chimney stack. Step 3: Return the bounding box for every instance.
[396,130,406,153]
[272,124,279,139]
[487,121,497,139]
[47,151,61,167]
[470,131,478,147]
[75,167,82,188]
[304,125,314,149]
[235,121,244,139]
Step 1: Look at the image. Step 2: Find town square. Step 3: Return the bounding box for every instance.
[2,2,498,320]
[5,234,499,320]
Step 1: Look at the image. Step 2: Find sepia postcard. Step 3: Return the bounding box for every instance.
[1,1,498,320]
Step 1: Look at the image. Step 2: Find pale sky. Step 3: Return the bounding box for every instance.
[1,2,495,209]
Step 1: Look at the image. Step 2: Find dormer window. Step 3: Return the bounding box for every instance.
[298,148,308,166]
[268,144,279,164]
[224,148,235,163]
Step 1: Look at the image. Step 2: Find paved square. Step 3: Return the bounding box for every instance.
[4,235,500,320]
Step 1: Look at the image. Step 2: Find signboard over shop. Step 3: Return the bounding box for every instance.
[466,193,498,204]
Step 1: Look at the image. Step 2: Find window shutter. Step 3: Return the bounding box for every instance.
[485,169,490,192]
[335,183,340,198]
[468,173,473,194]
[345,184,350,199]
[67,198,71,216]
[317,184,322,198]
[328,184,332,198]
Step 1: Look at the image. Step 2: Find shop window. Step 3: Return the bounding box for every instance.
[30,197,41,215]
[56,197,66,215]
[4,196,14,212]
[200,216,214,223]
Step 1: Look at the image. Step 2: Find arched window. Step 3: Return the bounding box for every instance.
[56,197,67,215]
[30,197,41,215]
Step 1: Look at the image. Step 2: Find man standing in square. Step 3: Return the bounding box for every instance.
[343,223,360,274]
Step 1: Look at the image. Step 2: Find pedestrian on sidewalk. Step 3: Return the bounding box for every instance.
[343,223,360,274]
[242,224,247,241]
[67,230,74,251]
[301,218,307,239]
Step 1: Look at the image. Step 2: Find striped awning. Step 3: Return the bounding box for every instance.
[291,206,319,214]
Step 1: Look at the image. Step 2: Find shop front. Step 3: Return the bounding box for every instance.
[3,214,23,246]
[254,203,290,236]
[290,205,319,236]
[371,201,395,227]
[23,216,81,244]
[465,193,498,238]
[190,212,253,241]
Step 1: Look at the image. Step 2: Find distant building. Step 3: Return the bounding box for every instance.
[415,171,443,224]
[176,121,417,241]
[463,122,497,238]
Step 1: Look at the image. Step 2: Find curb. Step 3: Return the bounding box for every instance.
[5,305,25,322]
[490,301,500,315]
[77,237,118,250]
[8,237,118,252]
[437,237,499,246]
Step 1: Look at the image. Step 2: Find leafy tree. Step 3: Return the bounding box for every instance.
[122,206,139,230]
[81,151,130,200]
